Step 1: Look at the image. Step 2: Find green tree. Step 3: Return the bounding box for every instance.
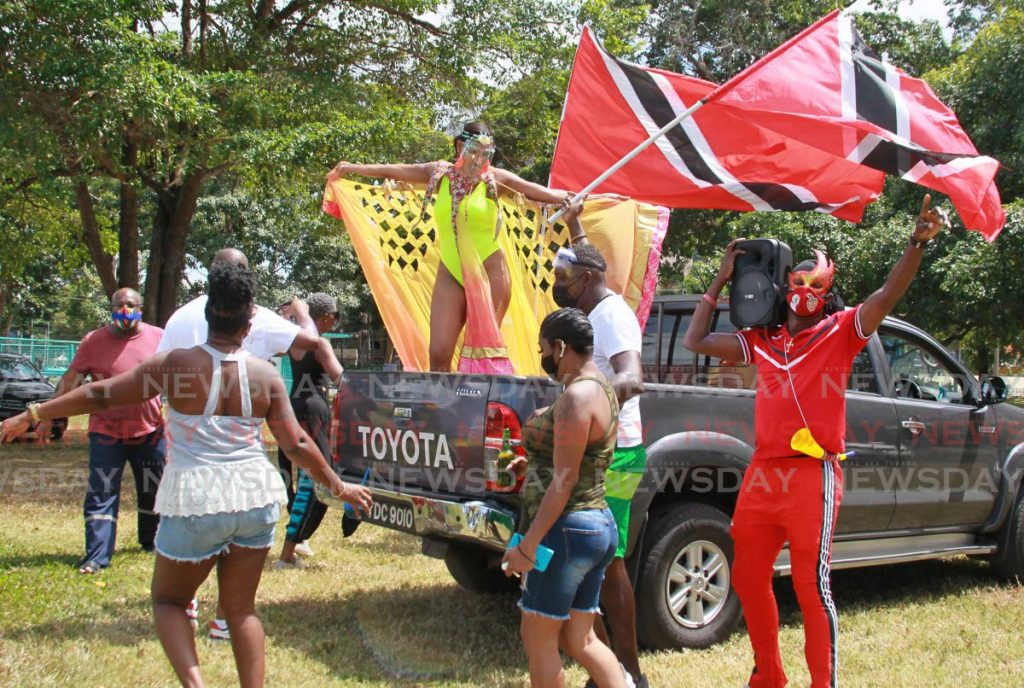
[927,5,1024,203]
[0,0,580,325]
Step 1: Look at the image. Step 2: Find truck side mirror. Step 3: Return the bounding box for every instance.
[979,375,1009,405]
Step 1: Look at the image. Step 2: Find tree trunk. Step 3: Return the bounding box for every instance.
[199,0,208,68]
[144,173,206,326]
[182,0,193,57]
[74,179,118,298]
[118,138,140,289]
[143,196,172,325]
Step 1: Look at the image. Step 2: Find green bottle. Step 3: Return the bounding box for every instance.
[497,428,515,489]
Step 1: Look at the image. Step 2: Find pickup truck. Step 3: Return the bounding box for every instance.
[318,295,1024,650]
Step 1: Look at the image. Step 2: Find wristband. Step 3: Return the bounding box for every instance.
[570,233,588,244]
[28,403,41,423]
[908,236,930,249]
[701,293,718,307]
[516,544,536,565]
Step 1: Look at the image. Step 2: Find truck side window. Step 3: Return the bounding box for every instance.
[641,313,661,384]
[641,310,693,384]
[880,332,969,404]
[662,312,694,385]
[695,312,755,389]
[848,349,878,394]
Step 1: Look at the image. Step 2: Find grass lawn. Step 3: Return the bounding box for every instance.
[1,431,1022,687]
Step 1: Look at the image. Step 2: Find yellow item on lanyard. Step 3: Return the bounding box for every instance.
[790,428,854,461]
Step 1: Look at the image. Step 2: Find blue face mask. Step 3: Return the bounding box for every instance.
[112,306,142,331]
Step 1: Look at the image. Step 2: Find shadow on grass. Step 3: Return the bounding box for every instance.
[0,551,81,570]
[2,574,526,685]
[261,583,525,684]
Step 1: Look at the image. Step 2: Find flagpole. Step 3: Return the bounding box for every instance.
[545,97,708,224]
[545,8,844,225]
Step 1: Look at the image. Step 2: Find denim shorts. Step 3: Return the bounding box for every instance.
[155,502,281,563]
[518,508,618,620]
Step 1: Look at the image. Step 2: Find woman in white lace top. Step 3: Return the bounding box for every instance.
[1,263,373,688]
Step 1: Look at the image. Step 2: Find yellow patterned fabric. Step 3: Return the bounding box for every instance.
[323,177,669,375]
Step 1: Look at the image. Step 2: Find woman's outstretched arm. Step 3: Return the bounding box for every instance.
[492,168,571,204]
[327,161,435,184]
[0,352,171,441]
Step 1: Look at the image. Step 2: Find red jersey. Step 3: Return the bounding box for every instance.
[736,306,871,461]
[70,323,164,440]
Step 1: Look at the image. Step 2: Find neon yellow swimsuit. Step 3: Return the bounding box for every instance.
[433,175,501,286]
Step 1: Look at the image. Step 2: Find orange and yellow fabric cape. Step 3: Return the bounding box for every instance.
[323,178,669,376]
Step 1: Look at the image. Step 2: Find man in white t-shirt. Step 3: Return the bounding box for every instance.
[157,248,319,360]
[157,247,321,640]
[553,201,648,688]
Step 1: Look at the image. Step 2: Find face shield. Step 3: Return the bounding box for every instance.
[454,134,495,180]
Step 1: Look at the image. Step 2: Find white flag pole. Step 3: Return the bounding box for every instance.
[545,96,708,225]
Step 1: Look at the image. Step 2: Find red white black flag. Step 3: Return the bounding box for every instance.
[550,27,886,222]
[713,10,1005,240]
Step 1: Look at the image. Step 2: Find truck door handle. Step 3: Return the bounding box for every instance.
[901,419,926,435]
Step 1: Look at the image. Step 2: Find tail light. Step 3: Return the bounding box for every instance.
[328,393,342,466]
[484,402,525,493]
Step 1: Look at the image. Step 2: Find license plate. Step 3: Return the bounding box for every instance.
[363,496,416,534]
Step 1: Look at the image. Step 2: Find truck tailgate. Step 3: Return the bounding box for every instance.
[332,372,493,494]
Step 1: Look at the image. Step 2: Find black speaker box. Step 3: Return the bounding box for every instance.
[729,238,793,329]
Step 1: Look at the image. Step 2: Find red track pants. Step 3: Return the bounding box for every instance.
[731,457,843,688]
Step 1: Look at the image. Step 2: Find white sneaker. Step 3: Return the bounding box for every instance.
[185,597,199,631]
[274,557,304,571]
[293,540,314,558]
[208,618,230,641]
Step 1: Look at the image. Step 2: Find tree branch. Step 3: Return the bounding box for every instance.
[73,179,118,297]
[357,1,449,37]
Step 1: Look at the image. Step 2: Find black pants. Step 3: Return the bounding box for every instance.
[278,395,330,542]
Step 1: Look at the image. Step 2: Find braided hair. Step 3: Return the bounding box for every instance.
[205,263,257,335]
[540,307,594,355]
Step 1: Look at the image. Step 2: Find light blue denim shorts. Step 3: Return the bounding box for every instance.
[155,503,281,563]
[518,508,618,620]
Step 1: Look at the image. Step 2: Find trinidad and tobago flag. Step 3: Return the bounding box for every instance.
[550,26,886,223]
[713,10,1004,240]
[553,13,1004,239]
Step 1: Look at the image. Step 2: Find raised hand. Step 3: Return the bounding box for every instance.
[913,194,949,242]
[560,193,587,223]
[327,161,350,181]
[714,237,748,286]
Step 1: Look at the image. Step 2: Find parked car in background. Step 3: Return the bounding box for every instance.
[0,354,68,439]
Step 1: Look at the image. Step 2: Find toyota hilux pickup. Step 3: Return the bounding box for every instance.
[318,295,1024,649]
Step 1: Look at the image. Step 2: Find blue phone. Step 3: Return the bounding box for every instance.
[509,533,554,572]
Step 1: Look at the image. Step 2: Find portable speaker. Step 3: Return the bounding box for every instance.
[729,239,793,328]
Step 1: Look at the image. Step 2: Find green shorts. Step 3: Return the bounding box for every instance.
[604,444,647,558]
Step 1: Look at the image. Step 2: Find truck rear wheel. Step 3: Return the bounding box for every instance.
[989,486,1024,581]
[444,543,518,594]
[636,502,741,649]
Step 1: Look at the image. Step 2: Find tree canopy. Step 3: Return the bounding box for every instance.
[1,0,1021,372]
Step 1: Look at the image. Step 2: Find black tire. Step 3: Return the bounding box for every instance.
[636,502,741,650]
[444,543,518,594]
[989,485,1024,581]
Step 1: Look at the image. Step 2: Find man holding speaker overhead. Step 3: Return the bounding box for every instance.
[683,195,949,688]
